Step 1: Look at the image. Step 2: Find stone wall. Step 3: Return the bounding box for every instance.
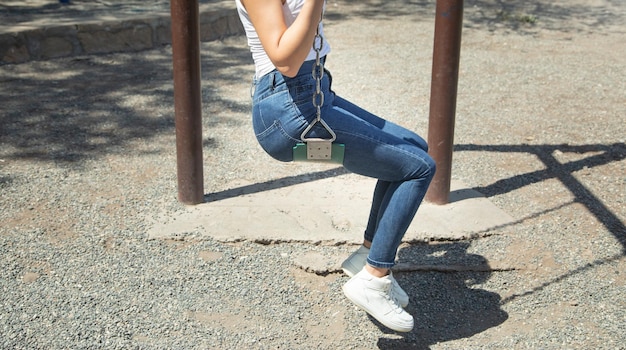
[0,8,243,65]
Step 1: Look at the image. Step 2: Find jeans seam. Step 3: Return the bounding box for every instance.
[255,119,301,144]
[337,129,434,178]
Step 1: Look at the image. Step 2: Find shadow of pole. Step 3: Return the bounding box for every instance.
[501,252,624,305]
[453,142,626,306]
[455,142,626,253]
[203,166,349,202]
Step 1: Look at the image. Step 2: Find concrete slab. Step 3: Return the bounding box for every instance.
[147,173,515,244]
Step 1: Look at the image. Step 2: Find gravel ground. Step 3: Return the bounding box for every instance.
[1,0,625,349]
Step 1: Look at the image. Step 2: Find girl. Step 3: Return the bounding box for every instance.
[235,0,435,332]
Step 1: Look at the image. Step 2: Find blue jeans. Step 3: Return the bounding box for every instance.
[251,58,436,269]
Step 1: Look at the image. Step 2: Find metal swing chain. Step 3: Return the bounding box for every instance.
[311,22,324,124]
[300,17,337,143]
[293,15,344,162]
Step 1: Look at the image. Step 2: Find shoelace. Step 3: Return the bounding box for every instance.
[380,283,404,313]
[388,275,407,306]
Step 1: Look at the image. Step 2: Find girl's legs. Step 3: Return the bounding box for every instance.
[326,95,435,272]
[328,95,433,332]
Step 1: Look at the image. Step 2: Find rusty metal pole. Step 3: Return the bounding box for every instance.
[425,0,464,205]
[170,0,204,204]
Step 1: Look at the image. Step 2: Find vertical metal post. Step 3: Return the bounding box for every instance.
[425,0,464,205]
[170,0,204,204]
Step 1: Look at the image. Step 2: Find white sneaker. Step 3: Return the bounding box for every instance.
[341,246,410,308]
[342,268,414,333]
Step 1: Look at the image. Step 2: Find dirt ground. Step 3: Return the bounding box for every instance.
[1,0,625,348]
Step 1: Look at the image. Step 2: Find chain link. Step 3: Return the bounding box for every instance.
[311,22,324,123]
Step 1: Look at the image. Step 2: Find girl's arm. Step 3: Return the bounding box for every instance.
[241,0,324,77]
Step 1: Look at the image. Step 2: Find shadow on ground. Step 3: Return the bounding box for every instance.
[374,242,508,349]
[456,142,626,252]
[3,0,623,35]
[2,0,623,164]
[373,141,625,348]
[329,0,625,35]
[455,142,626,307]
[0,41,251,165]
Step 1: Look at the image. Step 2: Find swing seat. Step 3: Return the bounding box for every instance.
[293,140,345,164]
[292,115,344,164]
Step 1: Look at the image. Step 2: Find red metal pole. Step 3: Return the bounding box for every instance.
[425,0,464,205]
[170,0,204,204]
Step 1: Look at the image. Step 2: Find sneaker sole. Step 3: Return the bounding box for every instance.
[342,284,414,333]
[341,266,357,277]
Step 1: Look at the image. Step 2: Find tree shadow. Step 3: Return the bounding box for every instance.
[4,0,623,40]
[0,0,171,29]
[0,1,75,25]
[327,0,625,35]
[373,242,508,349]
[2,0,623,164]
[0,39,252,166]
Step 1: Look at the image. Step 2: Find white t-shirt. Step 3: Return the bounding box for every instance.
[235,0,331,78]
